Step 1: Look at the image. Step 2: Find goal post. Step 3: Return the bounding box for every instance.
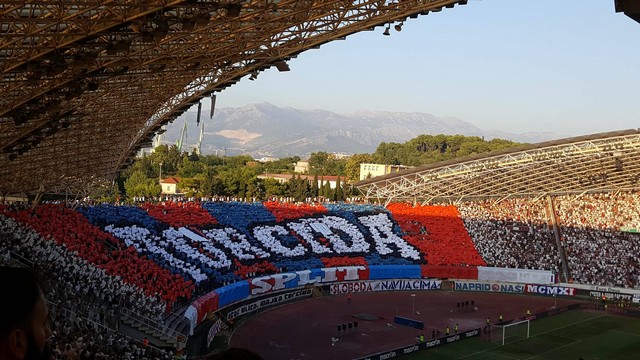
[495,319,530,345]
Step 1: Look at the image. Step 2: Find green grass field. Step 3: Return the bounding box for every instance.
[402,310,640,360]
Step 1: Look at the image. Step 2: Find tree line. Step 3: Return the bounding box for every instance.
[110,134,521,202]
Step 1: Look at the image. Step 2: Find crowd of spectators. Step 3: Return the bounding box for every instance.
[0,204,193,313]
[554,192,640,288]
[457,198,561,273]
[0,214,174,359]
[2,192,640,359]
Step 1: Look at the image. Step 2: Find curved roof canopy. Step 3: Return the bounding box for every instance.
[355,129,640,204]
[1,0,469,195]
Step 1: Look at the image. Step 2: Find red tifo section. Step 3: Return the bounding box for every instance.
[387,203,486,266]
[0,204,193,309]
[263,201,328,222]
[141,202,218,227]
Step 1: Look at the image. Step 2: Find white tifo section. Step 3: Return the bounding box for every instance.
[478,267,554,284]
[310,222,330,233]
[179,227,207,242]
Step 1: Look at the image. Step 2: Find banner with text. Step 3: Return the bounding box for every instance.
[225,288,313,321]
[249,266,370,296]
[355,328,480,360]
[525,284,576,297]
[330,279,442,294]
[477,267,554,284]
[454,281,524,294]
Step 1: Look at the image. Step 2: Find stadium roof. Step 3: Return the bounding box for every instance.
[1,0,472,195]
[355,129,640,204]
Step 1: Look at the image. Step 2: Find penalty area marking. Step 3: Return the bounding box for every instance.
[455,313,608,360]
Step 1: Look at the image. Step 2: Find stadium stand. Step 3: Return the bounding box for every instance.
[1,192,639,358]
[554,192,640,288]
[458,198,562,273]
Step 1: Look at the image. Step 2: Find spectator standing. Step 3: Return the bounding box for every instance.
[0,266,53,360]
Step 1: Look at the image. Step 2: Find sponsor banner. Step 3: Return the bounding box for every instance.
[330,279,442,295]
[560,283,640,296]
[249,266,369,296]
[226,288,312,320]
[206,319,223,348]
[477,267,554,284]
[355,328,480,360]
[525,284,576,296]
[586,290,633,301]
[454,281,524,294]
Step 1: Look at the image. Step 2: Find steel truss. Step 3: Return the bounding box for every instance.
[1,0,469,195]
[356,130,640,205]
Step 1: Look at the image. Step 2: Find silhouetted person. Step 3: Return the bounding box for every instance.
[0,266,53,360]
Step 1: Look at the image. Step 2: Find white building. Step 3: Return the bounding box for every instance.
[294,161,310,173]
[257,173,341,189]
[160,177,180,194]
[359,163,413,181]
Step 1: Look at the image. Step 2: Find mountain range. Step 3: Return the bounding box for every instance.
[157,102,566,158]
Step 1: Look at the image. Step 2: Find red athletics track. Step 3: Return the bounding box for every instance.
[229,291,584,360]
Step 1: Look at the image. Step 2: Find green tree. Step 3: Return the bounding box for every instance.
[308,152,330,174]
[322,182,332,199]
[334,176,343,201]
[262,178,285,199]
[318,177,325,197]
[262,157,298,173]
[345,153,373,183]
[124,170,161,199]
[287,174,309,201]
[245,177,264,200]
[200,166,216,196]
[311,172,319,198]
[177,154,203,178]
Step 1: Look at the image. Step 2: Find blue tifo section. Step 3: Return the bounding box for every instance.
[394,316,424,330]
[366,253,414,266]
[369,265,422,279]
[202,202,275,229]
[216,281,250,308]
[274,258,324,273]
[78,204,165,234]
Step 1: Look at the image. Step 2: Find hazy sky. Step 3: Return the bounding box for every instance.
[205,0,639,137]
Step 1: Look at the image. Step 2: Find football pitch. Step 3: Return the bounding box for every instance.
[402,310,640,360]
